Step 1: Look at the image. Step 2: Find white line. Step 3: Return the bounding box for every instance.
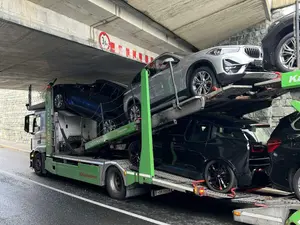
[0,144,31,153]
[0,169,169,225]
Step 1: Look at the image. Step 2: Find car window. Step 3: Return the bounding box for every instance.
[185,120,210,142]
[215,126,245,140]
[146,54,179,77]
[244,127,272,144]
[293,117,300,130]
[131,72,141,85]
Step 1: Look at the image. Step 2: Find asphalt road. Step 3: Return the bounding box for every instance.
[0,147,242,225]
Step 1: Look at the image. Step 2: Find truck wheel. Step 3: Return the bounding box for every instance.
[204,160,236,193]
[33,152,44,176]
[105,166,126,200]
[292,168,300,200]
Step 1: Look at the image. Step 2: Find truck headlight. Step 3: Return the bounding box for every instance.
[207,47,240,56]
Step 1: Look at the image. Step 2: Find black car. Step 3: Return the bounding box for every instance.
[262,11,298,72]
[267,111,300,199]
[147,114,271,193]
[53,79,127,135]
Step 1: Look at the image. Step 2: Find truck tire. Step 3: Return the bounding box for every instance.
[292,168,300,200]
[105,166,126,200]
[33,152,44,176]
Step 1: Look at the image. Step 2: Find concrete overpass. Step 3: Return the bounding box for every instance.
[0,0,271,90]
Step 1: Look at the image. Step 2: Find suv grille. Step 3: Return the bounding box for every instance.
[244,47,261,58]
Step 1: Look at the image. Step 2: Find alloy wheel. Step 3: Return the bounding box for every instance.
[207,161,232,191]
[192,71,213,95]
[129,105,140,122]
[54,94,64,108]
[279,36,297,70]
[103,119,116,134]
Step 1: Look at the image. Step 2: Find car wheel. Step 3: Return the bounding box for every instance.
[127,103,141,122]
[204,160,236,193]
[275,32,296,72]
[54,93,65,109]
[102,118,117,135]
[105,166,126,200]
[292,168,300,200]
[188,66,218,96]
[128,141,141,167]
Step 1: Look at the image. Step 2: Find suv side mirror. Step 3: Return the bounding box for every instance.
[163,57,175,65]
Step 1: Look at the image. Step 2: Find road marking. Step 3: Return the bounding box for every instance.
[0,169,169,225]
[0,144,31,153]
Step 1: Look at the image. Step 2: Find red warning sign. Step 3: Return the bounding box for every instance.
[99,32,111,51]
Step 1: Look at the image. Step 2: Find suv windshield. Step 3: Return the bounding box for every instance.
[243,127,272,144]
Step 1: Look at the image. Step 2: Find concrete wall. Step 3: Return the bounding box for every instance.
[0,89,43,144]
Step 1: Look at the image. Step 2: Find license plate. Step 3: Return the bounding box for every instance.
[253,60,263,67]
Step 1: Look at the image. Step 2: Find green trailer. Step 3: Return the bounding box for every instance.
[25,67,300,224]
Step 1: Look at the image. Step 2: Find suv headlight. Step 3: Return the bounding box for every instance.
[207,47,240,56]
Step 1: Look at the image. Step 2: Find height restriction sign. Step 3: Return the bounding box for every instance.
[99,32,111,51]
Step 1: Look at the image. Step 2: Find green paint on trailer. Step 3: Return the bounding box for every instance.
[139,69,154,177]
[281,70,300,89]
[85,122,138,151]
[54,161,101,185]
[45,157,56,174]
[291,100,300,112]
[125,173,138,186]
[45,87,53,156]
[285,210,300,225]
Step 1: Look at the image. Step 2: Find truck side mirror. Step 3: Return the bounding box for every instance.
[24,114,35,134]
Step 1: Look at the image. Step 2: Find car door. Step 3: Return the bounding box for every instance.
[183,119,211,175]
[148,54,181,106]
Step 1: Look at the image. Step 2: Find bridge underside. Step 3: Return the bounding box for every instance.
[0,20,144,90]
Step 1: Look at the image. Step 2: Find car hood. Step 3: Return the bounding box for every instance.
[190,45,262,57]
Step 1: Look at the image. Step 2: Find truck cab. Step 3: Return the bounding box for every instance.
[24,110,46,165]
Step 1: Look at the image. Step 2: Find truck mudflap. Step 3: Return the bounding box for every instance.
[233,204,300,225]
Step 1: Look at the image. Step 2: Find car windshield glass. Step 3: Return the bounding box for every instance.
[243,127,272,144]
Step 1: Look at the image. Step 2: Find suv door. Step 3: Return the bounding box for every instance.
[147,54,181,106]
[183,120,211,175]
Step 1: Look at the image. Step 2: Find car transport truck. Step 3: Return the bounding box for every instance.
[24,67,300,225]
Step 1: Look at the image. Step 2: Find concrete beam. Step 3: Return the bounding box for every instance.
[27,0,195,54]
[0,0,159,65]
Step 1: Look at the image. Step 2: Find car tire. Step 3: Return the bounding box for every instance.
[292,168,300,200]
[127,102,141,123]
[188,66,218,97]
[54,93,65,109]
[105,166,126,200]
[204,160,236,193]
[275,32,296,72]
[128,141,141,167]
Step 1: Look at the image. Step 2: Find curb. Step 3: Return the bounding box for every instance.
[0,144,31,153]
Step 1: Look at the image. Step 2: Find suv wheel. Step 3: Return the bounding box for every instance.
[275,32,296,72]
[204,160,236,193]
